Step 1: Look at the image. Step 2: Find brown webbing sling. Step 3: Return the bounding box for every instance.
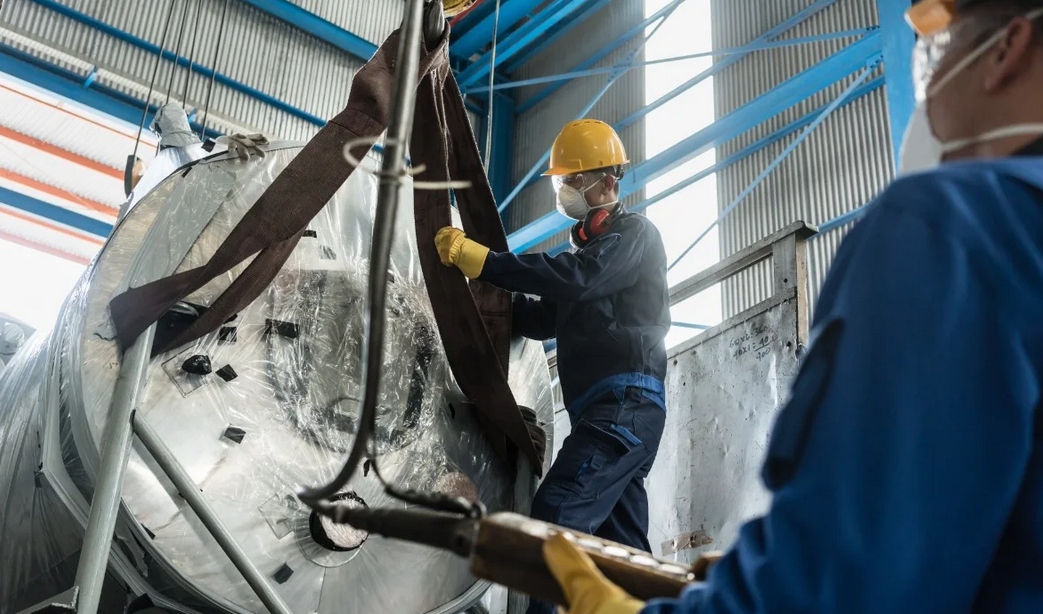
[108,26,545,474]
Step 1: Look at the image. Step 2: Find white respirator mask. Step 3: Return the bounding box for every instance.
[903,7,1043,173]
[554,172,610,220]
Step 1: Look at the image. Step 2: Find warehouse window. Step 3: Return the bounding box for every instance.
[0,240,85,332]
[644,0,721,348]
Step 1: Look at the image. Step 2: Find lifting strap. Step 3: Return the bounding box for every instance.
[107,26,545,474]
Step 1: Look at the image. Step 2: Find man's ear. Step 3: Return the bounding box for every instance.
[985,17,1038,92]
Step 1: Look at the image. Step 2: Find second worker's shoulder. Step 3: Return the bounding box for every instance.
[614,211,663,242]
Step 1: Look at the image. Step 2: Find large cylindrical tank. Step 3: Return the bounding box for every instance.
[0,143,554,614]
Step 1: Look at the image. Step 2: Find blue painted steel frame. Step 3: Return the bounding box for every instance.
[237,0,377,61]
[506,31,884,253]
[499,0,843,214]
[477,92,517,207]
[668,61,879,271]
[503,0,611,72]
[623,33,882,193]
[514,0,686,113]
[877,0,917,163]
[453,0,545,59]
[456,0,590,88]
[0,186,113,238]
[466,28,874,95]
[26,0,327,127]
[542,76,886,256]
[0,41,222,140]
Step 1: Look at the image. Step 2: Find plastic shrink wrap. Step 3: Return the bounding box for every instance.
[0,315,33,374]
[0,143,554,614]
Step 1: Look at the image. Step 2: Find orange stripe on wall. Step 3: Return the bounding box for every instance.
[0,207,106,246]
[0,124,123,180]
[0,168,117,218]
[0,83,157,150]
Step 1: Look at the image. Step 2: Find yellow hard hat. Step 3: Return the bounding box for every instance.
[543,119,629,177]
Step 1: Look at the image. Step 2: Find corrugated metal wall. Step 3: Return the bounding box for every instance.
[506,1,647,251]
[0,0,404,140]
[711,0,895,317]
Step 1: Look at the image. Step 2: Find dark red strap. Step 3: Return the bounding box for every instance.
[110,31,443,355]
[107,26,544,474]
[410,50,544,474]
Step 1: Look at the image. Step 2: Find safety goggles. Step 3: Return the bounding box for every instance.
[551,171,606,194]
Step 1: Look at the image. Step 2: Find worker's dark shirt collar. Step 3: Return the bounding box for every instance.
[1013,136,1043,157]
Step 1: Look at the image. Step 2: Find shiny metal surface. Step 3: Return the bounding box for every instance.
[0,143,554,614]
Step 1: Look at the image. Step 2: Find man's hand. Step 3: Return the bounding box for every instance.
[217,133,269,161]
[544,534,645,614]
[435,227,490,279]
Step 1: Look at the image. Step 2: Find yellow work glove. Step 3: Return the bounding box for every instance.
[544,534,646,614]
[434,227,490,279]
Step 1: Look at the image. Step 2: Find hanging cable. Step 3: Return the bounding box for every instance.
[200,0,231,140]
[299,0,428,509]
[125,0,177,196]
[180,0,204,108]
[482,0,501,170]
[165,0,191,103]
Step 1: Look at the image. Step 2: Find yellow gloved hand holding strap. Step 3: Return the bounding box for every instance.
[435,227,490,279]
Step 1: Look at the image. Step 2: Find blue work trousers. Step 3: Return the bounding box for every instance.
[527,386,666,614]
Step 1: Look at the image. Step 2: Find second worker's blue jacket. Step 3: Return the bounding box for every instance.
[479,210,671,417]
[642,148,1043,613]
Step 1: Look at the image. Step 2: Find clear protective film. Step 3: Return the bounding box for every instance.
[0,143,554,614]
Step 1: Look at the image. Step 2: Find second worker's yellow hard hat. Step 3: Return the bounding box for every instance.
[544,119,629,177]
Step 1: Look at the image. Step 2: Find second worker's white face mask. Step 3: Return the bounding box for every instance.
[898,103,944,175]
[554,172,608,220]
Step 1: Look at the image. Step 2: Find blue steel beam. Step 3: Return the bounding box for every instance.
[237,0,377,61]
[622,33,882,194]
[503,0,613,72]
[816,204,868,235]
[877,0,917,163]
[497,0,686,213]
[544,76,886,256]
[616,0,843,133]
[466,28,875,94]
[0,42,222,140]
[507,33,884,253]
[456,0,590,88]
[514,0,685,112]
[668,62,878,271]
[502,0,842,210]
[26,0,326,126]
[477,92,517,206]
[453,0,544,59]
[0,186,113,238]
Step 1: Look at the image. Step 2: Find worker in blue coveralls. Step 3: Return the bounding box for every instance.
[435,119,671,614]
[470,0,1043,613]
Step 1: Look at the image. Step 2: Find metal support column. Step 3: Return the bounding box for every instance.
[72,327,156,614]
[877,0,917,164]
[478,91,516,212]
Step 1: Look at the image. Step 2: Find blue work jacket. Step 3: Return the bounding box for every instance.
[479,211,671,417]
[643,154,1043,613]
